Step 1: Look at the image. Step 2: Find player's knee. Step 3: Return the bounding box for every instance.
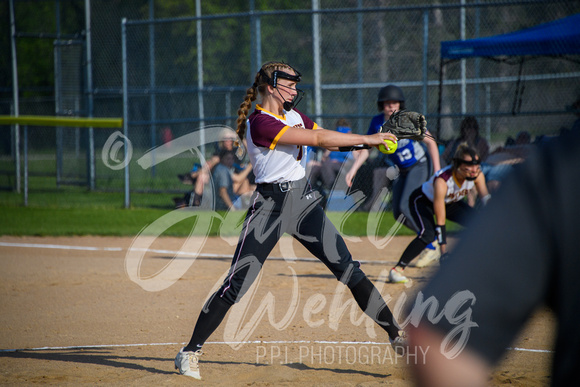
[336,264,366,289]
[419,230,436,244]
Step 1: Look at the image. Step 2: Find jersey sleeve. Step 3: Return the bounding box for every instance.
[248,113,289,149]
[294,108,318,130]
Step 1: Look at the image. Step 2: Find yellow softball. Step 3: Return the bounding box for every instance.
[378,139,397,154]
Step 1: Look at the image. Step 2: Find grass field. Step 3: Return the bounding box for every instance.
[1,150,463,238]
[0,185,454,238]
[0,203,423,238]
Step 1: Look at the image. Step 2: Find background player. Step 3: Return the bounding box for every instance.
[174,61,407,380]
[389,143,490,284]
[345,85,441,265]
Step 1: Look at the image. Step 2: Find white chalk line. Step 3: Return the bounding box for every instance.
[0,241,122,252]
[0,241,392,264]
[0,341,553,354]
[0,340,383,353]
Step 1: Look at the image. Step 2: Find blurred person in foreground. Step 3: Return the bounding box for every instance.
[566,95,580,132]
[408,127,580,386]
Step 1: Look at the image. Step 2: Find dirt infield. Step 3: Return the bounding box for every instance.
[0,235,554,386]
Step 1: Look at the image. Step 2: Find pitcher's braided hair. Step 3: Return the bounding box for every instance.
[235,61,294,146]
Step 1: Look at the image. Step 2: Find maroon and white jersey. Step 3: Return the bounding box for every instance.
[246,105,318,183]
[421,165,474,204]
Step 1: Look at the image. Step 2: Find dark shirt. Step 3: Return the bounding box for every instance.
[416,128,580,386]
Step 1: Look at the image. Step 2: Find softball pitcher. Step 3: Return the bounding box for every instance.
[175,61,407,380]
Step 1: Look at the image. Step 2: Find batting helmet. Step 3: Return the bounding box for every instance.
[377,85,405,112]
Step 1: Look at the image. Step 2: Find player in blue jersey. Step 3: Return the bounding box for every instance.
[346,85,442,266]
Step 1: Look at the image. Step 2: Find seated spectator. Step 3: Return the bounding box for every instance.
[442,117,521,204]
[483,130,535,194]
[176,128,253,208]
[211,149,255,211]
[305,145,324,182]
[442,116,490,165]
[488,130,533,162]
[514,130,531,145]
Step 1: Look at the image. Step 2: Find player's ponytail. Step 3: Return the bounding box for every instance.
[235,77,259,146]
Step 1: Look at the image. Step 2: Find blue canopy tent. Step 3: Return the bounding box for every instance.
[437,13,580,135]
[441,13,580,59]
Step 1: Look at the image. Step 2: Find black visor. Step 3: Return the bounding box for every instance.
[454,157,481,166]
[260,66,302,88]
[271,69,301,87]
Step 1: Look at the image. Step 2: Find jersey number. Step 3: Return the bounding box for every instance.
[395,148,413,163]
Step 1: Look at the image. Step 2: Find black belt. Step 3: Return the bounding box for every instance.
[257,181,296,192]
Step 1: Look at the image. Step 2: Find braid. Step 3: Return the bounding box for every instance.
[235,61,293,145]
[235,78,258,145]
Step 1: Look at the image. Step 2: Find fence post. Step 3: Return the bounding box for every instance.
[312,0,322,126]
[460,0,466,114]
[422,9,429,115]
[196,0,206,159]
[9,0,21,194]
[356,0,364,134]
[85,0,96,191]
[23,125,28,206]
[149,0,157,178]
[122,18,130,209]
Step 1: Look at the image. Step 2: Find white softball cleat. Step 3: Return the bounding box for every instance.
[389,267,409,284]
[413,243,441,268]
[175,347,203,379]
[390,331,408,356]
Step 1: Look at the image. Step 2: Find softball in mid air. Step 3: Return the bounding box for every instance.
[378,139,397,154]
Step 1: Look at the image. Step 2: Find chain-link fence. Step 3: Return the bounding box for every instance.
[2,0,579,209]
